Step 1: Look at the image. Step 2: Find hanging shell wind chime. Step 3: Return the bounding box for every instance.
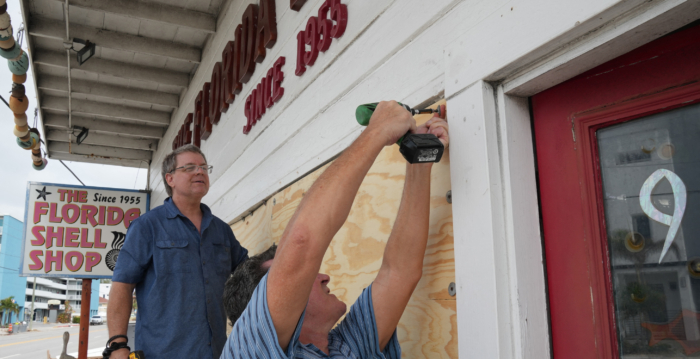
[0,0,46,170]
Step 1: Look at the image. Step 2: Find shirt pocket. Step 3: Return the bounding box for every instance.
[155,239,192,274]
[211,237,232,275]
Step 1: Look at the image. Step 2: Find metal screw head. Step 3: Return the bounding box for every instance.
[446,190,452,204]
[448,282,456,296]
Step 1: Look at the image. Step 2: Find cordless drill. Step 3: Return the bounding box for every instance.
[355,103,445,163]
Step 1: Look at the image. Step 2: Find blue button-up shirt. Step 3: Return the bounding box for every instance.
[113,198,248,359]
[221,273,401,358]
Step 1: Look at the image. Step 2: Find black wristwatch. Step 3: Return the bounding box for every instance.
[102,335,130,358]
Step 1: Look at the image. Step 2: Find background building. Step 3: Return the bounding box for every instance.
[98,296,108,316]
[99,283,111,300]
[25,278,100,321]
[1,215,100,323]
[0,215,26,323]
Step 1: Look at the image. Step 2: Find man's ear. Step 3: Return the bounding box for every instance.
[165,173,174,187]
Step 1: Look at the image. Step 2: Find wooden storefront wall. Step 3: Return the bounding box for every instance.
[230,101,457,358]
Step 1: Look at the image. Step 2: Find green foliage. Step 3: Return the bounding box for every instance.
[57,312,71,323]
[72,315,81,324]
[0,296,20,325]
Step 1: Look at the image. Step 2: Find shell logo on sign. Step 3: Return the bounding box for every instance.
[20,182,150,278]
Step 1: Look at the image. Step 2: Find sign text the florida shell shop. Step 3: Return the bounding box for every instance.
[20,182,150,278]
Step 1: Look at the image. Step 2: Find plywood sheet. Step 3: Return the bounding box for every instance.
[231,100,456,358]
[230,199,274,256]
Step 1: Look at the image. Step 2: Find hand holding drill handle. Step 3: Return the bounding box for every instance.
[357,101,447,163]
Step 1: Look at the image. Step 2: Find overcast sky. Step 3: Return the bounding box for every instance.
[0,0,148,222]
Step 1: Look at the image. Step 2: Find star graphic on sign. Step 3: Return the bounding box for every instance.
[36,186,51,201]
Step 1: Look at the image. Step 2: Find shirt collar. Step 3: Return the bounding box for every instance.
[164,197,213,222]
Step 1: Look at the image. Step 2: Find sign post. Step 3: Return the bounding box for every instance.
[20,182,149,359]
[79,280,92,359]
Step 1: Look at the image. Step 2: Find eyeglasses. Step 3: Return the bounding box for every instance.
[170,165,213,174]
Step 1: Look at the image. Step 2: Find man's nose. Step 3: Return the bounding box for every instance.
[318,273,330,283]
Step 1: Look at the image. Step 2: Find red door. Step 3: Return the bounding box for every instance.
[532,24,700,358]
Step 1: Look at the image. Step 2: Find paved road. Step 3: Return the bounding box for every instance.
[0,323,108,359]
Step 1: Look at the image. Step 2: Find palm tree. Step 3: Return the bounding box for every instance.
[0,296,20,325]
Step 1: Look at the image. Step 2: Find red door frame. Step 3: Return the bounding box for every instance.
[532,24,700,358]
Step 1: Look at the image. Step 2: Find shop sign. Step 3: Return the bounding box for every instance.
[172,0,348,149]
[19,182,150,278]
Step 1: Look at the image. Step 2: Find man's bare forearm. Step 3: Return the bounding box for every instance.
[373,162,432,349]
[107,282,136,358]
[382,163,432,278]
[268,128,386,348]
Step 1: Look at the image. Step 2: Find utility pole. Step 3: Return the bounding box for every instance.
[28,277,36,331]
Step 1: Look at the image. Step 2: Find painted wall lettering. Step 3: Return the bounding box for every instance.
[290,0,307,11]
[256,0,278,63]
[244,57,286,134]
[172,0,279,149]
[296,0,347,76]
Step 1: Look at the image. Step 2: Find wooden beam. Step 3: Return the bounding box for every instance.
[46,0,216,33]
[46,129,158,152]
[43,114,164,139]
[49,141,153,162]
[29,18,201,64]
[34,51,190,88]
[49,152,147,168]
[41,96,171,126]
[38,75,179,109]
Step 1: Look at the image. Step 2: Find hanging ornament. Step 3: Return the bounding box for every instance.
[12,73,26,83]
[0,35,13,50]
[33,157,47,171]
[0,11,10,31]
[8,50,29,75]
[16,131,39,150]
[9,95,28,114]
[13,124,28,137]
[13,113,27,127]
[1,2,47,171]
[0,41,18,58]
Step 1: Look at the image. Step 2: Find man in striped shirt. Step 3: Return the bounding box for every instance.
[222,101,449,358]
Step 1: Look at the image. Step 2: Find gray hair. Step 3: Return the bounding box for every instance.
[223,244,277,326]
[161,144,207,197]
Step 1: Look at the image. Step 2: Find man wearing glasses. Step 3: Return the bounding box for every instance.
[107,145,249,359]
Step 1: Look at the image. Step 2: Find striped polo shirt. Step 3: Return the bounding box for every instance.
[221,273,401,358]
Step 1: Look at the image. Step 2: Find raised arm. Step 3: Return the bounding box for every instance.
[267,101,416,350]
[372,113,449,350]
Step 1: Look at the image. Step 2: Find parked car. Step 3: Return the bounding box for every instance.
[90,315,105,325]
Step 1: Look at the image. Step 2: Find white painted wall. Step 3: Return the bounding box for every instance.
[145,0,700,357]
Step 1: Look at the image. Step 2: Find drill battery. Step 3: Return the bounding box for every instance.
[399,134,444,163]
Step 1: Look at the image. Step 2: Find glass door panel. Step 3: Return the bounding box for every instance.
[598,103,700,357]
